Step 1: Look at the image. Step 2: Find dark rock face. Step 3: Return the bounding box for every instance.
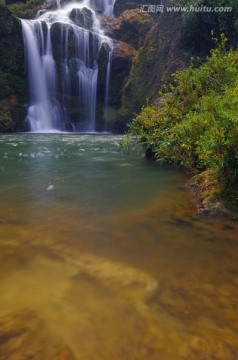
[0,5,26,99]
[0,5,27,132]
[96,40,136,132]
[110,41,136,108]
[0,106,14,132]
[106,41,137,132]
[120,12,187,118]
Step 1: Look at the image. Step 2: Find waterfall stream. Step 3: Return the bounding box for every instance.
[21,0,115,133]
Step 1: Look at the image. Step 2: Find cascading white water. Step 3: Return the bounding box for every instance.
[94,0,116,17]
[21,0,114,133]
[104,48,112,129]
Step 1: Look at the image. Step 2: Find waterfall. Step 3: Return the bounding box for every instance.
[21,0,114,133]
[93,0,116,17]
[104,48,112,129]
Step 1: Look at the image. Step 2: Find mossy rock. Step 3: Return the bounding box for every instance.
[188,170,238,219]
[113,9,155,50]
[0,106,14,132]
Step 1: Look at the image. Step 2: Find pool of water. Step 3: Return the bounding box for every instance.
[0,134,238,360]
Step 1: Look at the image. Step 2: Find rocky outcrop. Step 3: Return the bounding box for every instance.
[114,0,159,17]
[100,9,154,50]
[120,12,187,118]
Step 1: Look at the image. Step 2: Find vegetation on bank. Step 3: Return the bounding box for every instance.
[173,0,238,56]
[7,0,44,18]
[124,35,238,204]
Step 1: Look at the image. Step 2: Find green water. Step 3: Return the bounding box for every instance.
[0,134,238,360]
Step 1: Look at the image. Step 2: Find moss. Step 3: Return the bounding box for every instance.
[0,4,28,131]
[0,4,26,99]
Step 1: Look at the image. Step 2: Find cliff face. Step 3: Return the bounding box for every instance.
[0,4,27,132]
[120,12,187,119]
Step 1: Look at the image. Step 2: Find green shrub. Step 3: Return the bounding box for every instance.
[127,35,238,191]
[8,0,44,18]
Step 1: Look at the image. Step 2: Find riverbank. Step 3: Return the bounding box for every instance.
[187,170,238,220]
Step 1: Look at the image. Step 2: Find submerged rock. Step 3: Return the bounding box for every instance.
[0,310,79,359]
[52,346,78,360]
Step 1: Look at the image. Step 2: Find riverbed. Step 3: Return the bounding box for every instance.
[0,134,238,360]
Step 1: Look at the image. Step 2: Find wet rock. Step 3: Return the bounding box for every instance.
[97,40,136,132]
[98,13,116,36]
[68,7,94,30]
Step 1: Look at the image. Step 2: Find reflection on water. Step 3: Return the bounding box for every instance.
[0,135,238,360]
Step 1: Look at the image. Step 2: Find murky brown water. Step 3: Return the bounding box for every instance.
[1,135,238,360]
